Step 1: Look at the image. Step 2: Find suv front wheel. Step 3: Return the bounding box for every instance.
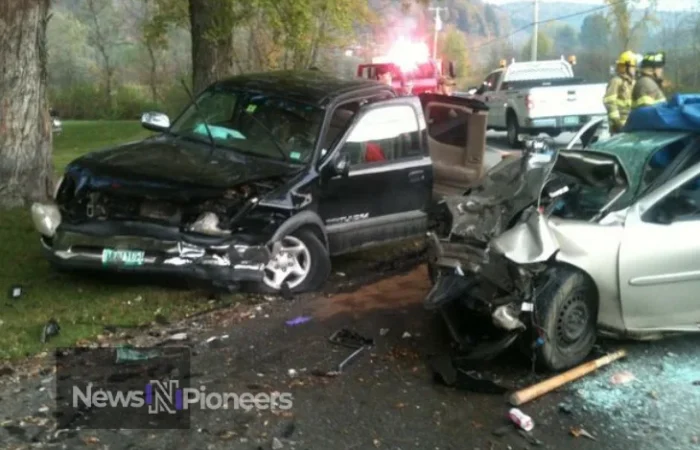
[259,228,331,293]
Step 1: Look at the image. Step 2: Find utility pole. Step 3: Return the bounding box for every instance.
[428,6,447,60]
[531,0,539,61]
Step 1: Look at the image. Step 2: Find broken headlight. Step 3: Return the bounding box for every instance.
[189,212,231,236]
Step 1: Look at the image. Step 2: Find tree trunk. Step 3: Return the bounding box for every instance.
[146,43,159,102]
[0,0,52,208]
[188,0,234,94]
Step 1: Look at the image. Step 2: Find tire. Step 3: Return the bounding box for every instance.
[506,113,521,148]
[258,227,331,294]
[531,266,598,371]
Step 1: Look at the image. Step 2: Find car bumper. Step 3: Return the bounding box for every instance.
[523,114,606,131]
[32,202,270,285]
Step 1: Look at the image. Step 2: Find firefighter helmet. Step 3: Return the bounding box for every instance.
[616,51,637,66]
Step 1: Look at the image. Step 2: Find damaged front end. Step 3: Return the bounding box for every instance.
[31,165,289,288]
[425,146,628,360]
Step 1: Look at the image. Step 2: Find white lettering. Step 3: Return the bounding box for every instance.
[238,393,254,411]
[182,388,199,410]
[72,383,93,408]
[92,390,108,407]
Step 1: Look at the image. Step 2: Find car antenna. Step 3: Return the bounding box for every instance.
[180,77,216,158]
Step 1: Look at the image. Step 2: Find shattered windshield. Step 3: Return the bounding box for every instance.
[170,87,323,164]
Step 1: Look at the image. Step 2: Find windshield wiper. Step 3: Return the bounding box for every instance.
[180,78,216,158]
[242,110,289,162]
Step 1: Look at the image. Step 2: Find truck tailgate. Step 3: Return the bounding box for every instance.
[527,83,607,119]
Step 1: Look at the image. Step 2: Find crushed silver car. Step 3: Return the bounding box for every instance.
[426,130,700,370]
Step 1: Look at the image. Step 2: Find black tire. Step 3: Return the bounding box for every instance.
[532,267,598,371]
[257,227,331,294]
[506,113,521,148]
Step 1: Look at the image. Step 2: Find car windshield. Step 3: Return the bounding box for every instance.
[169,87,324,164]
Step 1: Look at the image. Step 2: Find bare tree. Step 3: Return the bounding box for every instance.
[0,0,53,208]
[83,0,124,111]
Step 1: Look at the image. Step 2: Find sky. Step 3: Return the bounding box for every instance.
[483,0,692,12]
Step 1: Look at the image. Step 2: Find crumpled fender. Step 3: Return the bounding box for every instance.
[268,210,329,249]
[489,211,560,264]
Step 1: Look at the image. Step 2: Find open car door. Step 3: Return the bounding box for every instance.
[418,93,489,198]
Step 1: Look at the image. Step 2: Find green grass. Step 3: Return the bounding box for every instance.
[0,121,218,361]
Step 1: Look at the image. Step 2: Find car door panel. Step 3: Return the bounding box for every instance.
[318,97,432,255]
[419,93,489,198]
[619,167,700,331]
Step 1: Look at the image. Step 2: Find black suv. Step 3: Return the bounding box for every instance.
[31,70,487,293]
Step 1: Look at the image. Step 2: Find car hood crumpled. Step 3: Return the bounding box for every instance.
[444,149,628,263]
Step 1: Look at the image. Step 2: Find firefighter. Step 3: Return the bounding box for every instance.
[632,51,667,110]
[603,51,636,134]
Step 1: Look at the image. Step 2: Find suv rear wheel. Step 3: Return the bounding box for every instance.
[259,228,330,293]
[506,113,521,148]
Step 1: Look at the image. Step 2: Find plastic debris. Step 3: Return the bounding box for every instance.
[40,319,60,343]
[610,370,636,385]
[508,408,534,431]
[116,346,160,363]
[328,328,373,348]
[428,354,509,394]
[570,426,597,440]
[558,402,574,414]
[401,332,412,339]
[168,332,188,341]
[287,369,298,378]
[8,285,22,299]
[272,437,284,449]
[379,328,389,336]
[285,316,312,326]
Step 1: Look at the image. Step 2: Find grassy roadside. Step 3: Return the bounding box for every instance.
[0,121,220,361]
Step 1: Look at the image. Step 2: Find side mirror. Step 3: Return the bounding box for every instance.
[333,153,350,178]
[141,111,170,132]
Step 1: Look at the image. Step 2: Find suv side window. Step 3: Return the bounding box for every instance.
[340,104,422,167]
[647,172,700,224]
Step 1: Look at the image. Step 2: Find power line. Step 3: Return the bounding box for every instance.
[466,0,630,52]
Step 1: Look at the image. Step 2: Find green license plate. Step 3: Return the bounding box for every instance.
[101,249,145,266]
[563,116,579,126]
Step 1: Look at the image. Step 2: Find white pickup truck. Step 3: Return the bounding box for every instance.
[468,58,607,147]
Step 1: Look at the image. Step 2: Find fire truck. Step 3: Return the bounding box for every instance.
[356,40,455,94]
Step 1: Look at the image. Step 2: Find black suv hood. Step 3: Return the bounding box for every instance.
[68,135,299,191]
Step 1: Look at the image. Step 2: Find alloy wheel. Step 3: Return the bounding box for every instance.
[263,236,312,290]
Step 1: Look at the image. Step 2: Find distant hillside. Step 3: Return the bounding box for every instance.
[497,1,697,32]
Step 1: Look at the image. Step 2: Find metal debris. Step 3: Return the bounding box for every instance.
[40,319,60,344]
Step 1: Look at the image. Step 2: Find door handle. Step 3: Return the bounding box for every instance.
[408,170,425,183]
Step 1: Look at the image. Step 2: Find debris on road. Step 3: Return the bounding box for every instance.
[285,316,312,326]
[379,328,389,336]
[401,331,412,339]
[428,354,509,394]
[558,401,574,414]
[8,285,22,299]
[115,346,160,363]
[167,332,188,342]
[328,328,374,348]
[40,319,60,344]
[570,426,597,440]
[610,370,636,385]
[509,349,627,406]
[287,369,298,378]
[518,429,543,446]
[508,408,534,431]
[272,437,284,449]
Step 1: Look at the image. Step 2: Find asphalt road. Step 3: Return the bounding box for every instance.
[2,264,699,450]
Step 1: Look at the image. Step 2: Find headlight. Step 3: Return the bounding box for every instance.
[31,203,62,237]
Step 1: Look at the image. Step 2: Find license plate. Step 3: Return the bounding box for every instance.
[563,116,579,126]
[102,249,145,266]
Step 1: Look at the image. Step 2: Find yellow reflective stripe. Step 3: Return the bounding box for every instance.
[616,99,632,107]
[603,95,618,103]
[608,110,621,120]
[633,95,665,108]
